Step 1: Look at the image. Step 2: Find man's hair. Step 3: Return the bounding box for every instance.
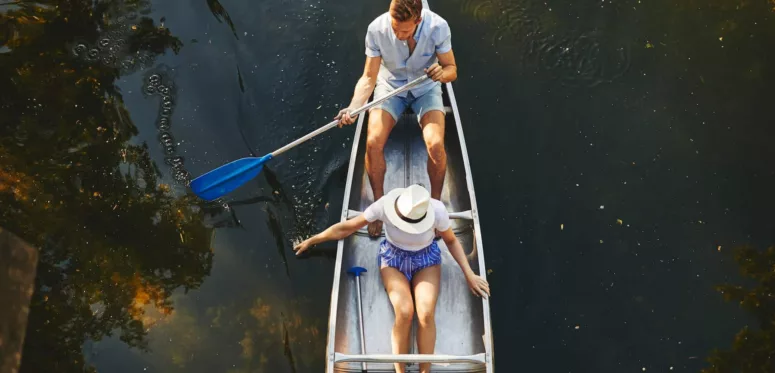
[390,0,422,22]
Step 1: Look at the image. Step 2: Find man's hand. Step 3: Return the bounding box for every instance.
[425,63,444,82]
[335,107,359,127]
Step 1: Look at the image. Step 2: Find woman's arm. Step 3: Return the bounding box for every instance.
[441,228,490,298]
[293,215,370,256]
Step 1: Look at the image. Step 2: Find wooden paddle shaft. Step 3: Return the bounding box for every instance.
[271,75,430,157]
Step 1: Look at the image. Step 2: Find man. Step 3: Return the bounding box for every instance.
[336,0,458,237]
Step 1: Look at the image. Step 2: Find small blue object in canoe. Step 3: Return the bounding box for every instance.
[347,266,367,277]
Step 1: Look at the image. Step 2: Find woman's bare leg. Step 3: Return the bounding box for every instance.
[381,266,414,373]
[412,264,441,373]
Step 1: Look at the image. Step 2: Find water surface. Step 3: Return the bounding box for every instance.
[2,0,774,372]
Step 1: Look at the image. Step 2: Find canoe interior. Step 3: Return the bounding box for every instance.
[333,84,486,372]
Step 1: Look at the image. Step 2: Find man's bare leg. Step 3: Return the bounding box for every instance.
[421,110,446,200]
[381,266,414,373]
[412,264,441,373]
[366,109,396,237]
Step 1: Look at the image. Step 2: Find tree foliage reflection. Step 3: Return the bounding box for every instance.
[703,246,775,373]
[1,1,215,372]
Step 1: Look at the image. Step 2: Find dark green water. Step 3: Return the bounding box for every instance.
[2,0,774,372]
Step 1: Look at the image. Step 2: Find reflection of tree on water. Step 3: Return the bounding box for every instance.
[1,1,220,372]
[702,245,775,373]
[147,296,325,372]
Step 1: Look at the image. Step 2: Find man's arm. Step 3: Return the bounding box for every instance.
[437,49,457,83]
[350,56,382,108]
[425,49,457,83]
[337,56,381,125]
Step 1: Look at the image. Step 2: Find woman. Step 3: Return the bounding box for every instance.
[294,184,490,373]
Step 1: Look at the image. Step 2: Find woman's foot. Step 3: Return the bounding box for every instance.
[368,220,383,237]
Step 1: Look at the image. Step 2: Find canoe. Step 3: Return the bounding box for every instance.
[324,1,494,372]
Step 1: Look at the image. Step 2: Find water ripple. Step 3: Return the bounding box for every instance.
[462,0,631,86]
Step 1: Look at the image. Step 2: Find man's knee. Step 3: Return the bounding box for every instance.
[367,111,394,153]
[366,134,387,153]
[425,134,446,162]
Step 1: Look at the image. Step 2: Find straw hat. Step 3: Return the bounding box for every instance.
[383,184,435,234]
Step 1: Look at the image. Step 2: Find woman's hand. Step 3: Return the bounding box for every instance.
[466,272,491,299]
[293,237,315,256]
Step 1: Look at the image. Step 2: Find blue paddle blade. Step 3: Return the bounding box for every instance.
[190,154,273,201]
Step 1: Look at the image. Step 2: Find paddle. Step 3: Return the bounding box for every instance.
[190,74,430,201]
[347,266,368,373]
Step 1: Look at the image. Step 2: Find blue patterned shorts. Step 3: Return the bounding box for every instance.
[377,239,441,282]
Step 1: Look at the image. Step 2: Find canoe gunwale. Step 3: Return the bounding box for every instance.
[325,112,367,373]
[445,81,494,372]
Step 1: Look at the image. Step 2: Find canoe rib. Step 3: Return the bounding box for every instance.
[334,353,487,364]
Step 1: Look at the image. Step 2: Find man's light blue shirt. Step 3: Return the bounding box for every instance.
[365,8,452,98]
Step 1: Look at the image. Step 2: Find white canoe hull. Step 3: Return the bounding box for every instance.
[324,77,494,372]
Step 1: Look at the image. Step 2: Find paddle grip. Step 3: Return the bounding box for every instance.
[348,266,368,372]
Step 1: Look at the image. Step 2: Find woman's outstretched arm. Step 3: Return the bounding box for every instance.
[293,215,370,255]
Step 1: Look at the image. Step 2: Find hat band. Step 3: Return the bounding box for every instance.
[394,197,427,224]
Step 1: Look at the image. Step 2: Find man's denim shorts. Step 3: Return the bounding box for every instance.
[369,81,445,124]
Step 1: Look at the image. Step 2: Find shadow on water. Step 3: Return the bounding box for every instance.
[702,245,775,373]
[267,205,291,278]
[0,0,231,371]
[281,313,299,373]
[206,0,239,40]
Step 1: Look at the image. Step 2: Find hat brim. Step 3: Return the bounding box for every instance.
[383,188,435,235]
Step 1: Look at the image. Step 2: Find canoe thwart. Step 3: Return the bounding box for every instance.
[333,352,486,364]
[346,209,473,220]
